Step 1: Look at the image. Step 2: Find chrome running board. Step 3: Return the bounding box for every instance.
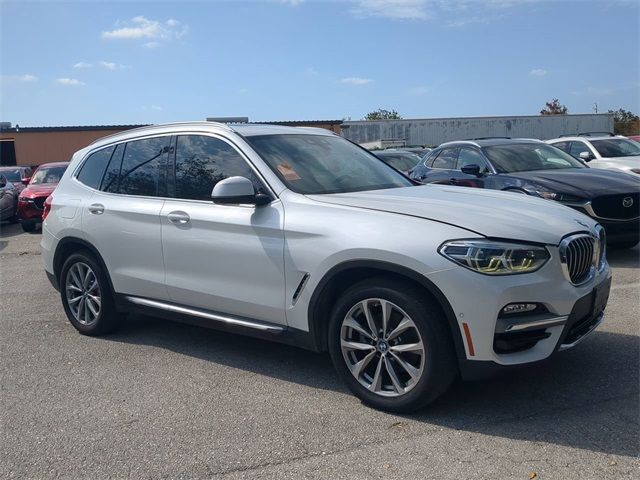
[125,296,284,334]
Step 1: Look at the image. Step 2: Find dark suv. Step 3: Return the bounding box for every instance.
[410,138,640,248]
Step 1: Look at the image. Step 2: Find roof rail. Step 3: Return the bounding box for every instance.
[577,131,615,137]
[467,136,511,140]
[89,121,234,146]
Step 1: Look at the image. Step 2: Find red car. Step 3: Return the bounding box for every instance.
[17,162,69,232]
[627,135,640,143]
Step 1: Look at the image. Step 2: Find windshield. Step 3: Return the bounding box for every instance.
[245,134,413,194]
[483,143,586,173]
[0,168,22,181]
[590,138,640,158]
[376,152,422,171]
[30,165,67,184]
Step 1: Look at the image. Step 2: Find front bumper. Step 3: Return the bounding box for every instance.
[427,245,612,374]
[17,200,44,222]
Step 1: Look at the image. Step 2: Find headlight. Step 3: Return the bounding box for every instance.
[532,190,583,203]
[439,239,550,275]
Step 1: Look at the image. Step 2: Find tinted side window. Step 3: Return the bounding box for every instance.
[117,137,169,197]
[552,141,570,152]
[431,148,458,169]
[77,146,114,189]
[457,148,490,172]
[174,135,261,201]
[569,141,591,157]
[101,143,124,193]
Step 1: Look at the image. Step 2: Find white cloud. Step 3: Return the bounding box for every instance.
[56,78,85,86]
[351,0,430,20]
[279,0,303,5]
[341,76,373,85]
[2,73,38,83]
[99,61,125,70]
[305,67,319,76]
[102,16,188,46]
[530,68,547,76]
[73,62,93,69]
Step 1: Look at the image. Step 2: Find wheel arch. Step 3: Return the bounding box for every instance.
[307,260,466,363]
[53,237,116,296]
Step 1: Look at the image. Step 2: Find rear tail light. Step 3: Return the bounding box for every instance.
[42,195,53,220]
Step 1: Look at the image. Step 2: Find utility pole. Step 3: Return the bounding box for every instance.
[593,102,598,114]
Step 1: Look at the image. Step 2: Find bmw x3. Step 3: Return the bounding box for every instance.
[42,122,612,412]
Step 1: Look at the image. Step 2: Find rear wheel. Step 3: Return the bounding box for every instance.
[328,277,457,412]
[59,251,121,335]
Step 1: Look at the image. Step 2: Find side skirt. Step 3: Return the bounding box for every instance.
[114,294,320,352]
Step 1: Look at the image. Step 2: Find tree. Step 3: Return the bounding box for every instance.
[364,109,402,121]
[609,108,639,135]
[540,99,568,115]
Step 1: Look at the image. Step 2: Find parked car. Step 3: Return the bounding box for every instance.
[547,134,640,175]
[626,135,640,143]
[410,138,640,249]
[43,122,612,412]
[374,150,423,175]
[17,162,69,232]
[0,174,19,222]
[0,166,33,193]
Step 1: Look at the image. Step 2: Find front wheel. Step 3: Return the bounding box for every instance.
[328,277,457,412]
[59,251,121,335]
[21,222,36,232]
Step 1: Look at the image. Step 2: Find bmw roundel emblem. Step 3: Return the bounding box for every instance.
[622,196,634,208]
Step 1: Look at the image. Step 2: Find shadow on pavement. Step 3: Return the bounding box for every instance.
[108,313,639,458]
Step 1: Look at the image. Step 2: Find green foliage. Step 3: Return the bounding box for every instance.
[364,109,402,121]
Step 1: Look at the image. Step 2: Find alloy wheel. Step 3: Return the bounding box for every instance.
[65,262,101,326]
[340,298,425,397]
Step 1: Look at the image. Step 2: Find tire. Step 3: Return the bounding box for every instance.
[328,277,457,413]
[610,240,639,250]
[21,222,36,232]
[59,250,121,336]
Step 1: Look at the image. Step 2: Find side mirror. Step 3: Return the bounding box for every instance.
[461,164,482,177]
[211,176,270,206]
[22,177,31,185]
[579,151,593,162]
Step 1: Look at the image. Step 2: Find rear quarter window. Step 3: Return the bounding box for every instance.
[76,146,115,189]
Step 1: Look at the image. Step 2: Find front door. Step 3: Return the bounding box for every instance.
[160,134,286,325]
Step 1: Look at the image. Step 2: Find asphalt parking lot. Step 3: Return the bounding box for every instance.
[0,222,638,479]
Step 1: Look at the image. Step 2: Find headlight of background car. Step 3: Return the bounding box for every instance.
[439,240,550,275]
[531,190,583,203]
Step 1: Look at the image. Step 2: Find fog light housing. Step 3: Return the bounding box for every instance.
[501,303,538,316]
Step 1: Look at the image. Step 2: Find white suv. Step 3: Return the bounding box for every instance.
[42,122,612,412]
[547,134,640,175]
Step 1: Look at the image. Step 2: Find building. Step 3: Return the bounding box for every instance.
[0,119,343,167]
[341,113,615,148]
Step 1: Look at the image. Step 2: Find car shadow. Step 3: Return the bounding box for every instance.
[107,313,639,458]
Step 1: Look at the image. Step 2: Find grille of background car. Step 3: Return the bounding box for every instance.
[591,193,639,220]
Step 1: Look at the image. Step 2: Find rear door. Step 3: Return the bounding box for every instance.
[413,147,459,184]
[160,134,286,325]
[80,136,171,300]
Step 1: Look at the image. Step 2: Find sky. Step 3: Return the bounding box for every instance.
[1,0,638,126]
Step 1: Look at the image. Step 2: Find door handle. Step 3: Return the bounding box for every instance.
[449,178,458,185]
[88,203,104,215]
[167,211,190,225]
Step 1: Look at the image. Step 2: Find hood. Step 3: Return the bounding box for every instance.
[307,185,598,245]
[20,183,57,198]
[505,168,640,197]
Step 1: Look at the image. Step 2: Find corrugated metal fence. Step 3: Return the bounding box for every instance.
[341,114,614,146]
